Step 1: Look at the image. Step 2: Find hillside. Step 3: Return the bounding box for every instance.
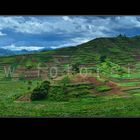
[1,35,140,67]
[50,35,140,65]
[1,35,140,117]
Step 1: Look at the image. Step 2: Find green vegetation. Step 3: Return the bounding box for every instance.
[71,63,80,74]
[31,81,50,101]
[119,82,140,87]
[96,85,111,92]
[0,36,140,116]
[0,80,140,117]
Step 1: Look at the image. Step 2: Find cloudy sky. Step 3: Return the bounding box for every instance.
[1,16,140,51]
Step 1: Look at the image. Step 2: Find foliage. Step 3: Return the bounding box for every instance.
[58,76,70,85]
[30,80,50,101]
[1,80,140,117]
[71,63,80,74]
[1,36,140,116]
[25,61,33,69]
[96,85,111,92]
[19,74,25,81]
[49,77,70,101]
[96,58,127,77]
[100,55,107,62]
[48,86,69,101]
[4,73,12,81]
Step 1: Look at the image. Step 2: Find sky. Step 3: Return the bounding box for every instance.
[1,16,140,51]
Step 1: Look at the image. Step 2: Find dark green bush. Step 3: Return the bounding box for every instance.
[71,63,80,74]
[48,86,69,101]
[48,76,70,101]
[31,80,50,101]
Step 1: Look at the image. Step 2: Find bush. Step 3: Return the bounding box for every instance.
[48,86,68,101]
[71,63,80,74]
[31,80,50,101]
[59,76,70,85]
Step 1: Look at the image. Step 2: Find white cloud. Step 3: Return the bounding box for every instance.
[71,37,92,44]
[0,31,6,36]
[1,16,140,51]
[2,44,44,51]
[0,16,139,36]
[51,37,91,49]
[62,16,71,21]
[0,16,111,36]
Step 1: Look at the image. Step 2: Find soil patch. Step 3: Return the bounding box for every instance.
[16,93,31,101]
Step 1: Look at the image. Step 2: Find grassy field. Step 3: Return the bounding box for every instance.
[1,36,140,117]
[0,62,140,117]
[0,61,140,117]
[0,79,140,117]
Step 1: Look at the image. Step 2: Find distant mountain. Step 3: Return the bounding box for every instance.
[0,48,16,56]
[0,47,53,56]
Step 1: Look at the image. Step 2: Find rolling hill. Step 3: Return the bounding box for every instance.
[1,35,140,117]
[0,35,140,73]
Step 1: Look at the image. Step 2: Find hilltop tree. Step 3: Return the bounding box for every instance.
[118,34,123,38]
[117,34,127,38]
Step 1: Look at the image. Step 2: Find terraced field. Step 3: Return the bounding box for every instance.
[0,70,139,117]
[1,36,140,117]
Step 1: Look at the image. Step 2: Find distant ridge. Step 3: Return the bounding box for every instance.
[1,35,140,66]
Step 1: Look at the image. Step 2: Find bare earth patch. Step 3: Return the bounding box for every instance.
[16,93,31,102]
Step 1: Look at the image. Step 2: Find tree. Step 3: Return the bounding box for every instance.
[27,80,32,90]
[30,80,50,101]
[71,63,80,74]
[117,34,127,38]
[118,34,123,38]
[100,55,107,63]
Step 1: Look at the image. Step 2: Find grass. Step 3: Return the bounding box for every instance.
[125,89,140,94]
[119,81,140,87]
[0,68,140,116]
[0,79,139,117]
[2,36,140,116]
[96,85,111,92]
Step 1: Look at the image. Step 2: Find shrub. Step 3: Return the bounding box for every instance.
[59,76,70,85]
[48,86,68,101]
[28,86,31,90]
[31,80,50,101]
[48,76,70,101]
[100,55,107,62]
[28,80,32,85]
[71,63,80,74]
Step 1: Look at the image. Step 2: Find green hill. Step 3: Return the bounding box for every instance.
[1,35,140,67]
[51,35,140,65]
[1,35,140,116]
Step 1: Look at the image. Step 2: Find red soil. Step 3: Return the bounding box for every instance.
[72,74,102,86]
[106,81,118,88]
[72,74,123,95]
